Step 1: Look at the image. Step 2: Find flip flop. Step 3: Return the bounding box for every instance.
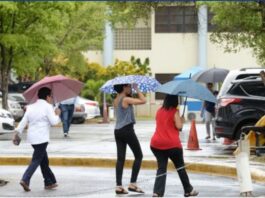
[128,185,144,193]
[115,186,128,194]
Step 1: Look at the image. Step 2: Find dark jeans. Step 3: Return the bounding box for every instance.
[22,142,56,186]
[59,104,74,134]
[151,147,193,197]
[114,124,143,186]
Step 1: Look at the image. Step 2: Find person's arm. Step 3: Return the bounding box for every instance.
[123,84,146,107]
[174,110,183,130]
[15,111,28,134]
[47,105,61,126]
[200,101,206,118]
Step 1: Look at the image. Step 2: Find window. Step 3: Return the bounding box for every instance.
[114,28,151,50]
[155,73,178,100]
[155,6,197,33]
[241,82,265,97]
[228,84,247,96]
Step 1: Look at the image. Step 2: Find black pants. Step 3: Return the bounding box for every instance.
[114,124,143,186]
[151,147,193,197]
[22,142,56,186]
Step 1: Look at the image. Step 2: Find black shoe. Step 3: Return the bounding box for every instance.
[64,133,68,137]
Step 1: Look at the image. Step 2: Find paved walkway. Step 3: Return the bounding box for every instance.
[1,166,265,197]
[0,120,265,183]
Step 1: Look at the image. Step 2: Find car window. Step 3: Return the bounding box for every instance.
[9,95,24,102]
[235,74,260,80]
[228,84,248,96]
[241,82,265,97]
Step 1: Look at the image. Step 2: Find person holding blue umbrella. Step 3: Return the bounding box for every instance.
[150,94,198,197]
[113,83,146,194]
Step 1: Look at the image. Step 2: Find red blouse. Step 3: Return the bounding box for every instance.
[151,107,182,150]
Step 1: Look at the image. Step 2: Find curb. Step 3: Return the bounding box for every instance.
[1,156,265,184]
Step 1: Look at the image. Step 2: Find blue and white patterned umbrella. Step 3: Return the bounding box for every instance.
[100,75,161,93]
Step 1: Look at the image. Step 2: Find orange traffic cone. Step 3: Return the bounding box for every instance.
[186,119,201,150]
[223,138,234,145]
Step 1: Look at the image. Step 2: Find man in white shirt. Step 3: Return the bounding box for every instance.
[59,97,76,137]
[13,87,61,192]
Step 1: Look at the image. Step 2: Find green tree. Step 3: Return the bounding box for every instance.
[81,79,105,102]
[209,2,265,66]
[130,56,151,76]
[39,2,106,78]
[0,2,66,109]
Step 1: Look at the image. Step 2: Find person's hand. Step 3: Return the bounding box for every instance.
[12,132,21,146]
[180,116,185,123]
[55,108,61,116]
[132,83,139,91]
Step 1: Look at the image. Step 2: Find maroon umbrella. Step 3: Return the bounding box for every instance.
[23,75,84,104]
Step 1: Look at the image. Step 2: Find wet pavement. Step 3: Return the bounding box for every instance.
[0,120,237,159]
[0,166,265,197]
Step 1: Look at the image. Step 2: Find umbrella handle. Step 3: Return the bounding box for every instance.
[182,96,188,117]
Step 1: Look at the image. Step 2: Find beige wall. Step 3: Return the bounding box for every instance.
[83,11,260,74]
[83,11,261,118]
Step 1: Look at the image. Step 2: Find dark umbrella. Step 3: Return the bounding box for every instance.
[192,68,229,83]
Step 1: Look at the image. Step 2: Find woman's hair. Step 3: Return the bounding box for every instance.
[113,84,129,94]
[162,94,179,110]
[38,87,51,100]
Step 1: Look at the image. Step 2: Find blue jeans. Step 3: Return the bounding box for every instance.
[22,142,56,186]
[59,104,74,134]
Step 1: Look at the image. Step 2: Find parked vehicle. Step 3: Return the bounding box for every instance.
[0,97,24,122]
[75,96,100,120]
[72,104,87,124]
[215,74,265,140]
[8,93,27,111]
[0,108,15,134]
[8,81,35,93]
[217,68,264,100]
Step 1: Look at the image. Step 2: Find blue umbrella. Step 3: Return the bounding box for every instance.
[156,79,217,103]
[100,75,161,93]
[174,66,204,80]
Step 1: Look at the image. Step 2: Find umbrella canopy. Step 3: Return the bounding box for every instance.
[23,75,84,104]
[156,79,217,103]
[192,68,229,83]
[100,75,161,94]
[174,66,204,80]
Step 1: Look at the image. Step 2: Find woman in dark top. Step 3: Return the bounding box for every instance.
[150,94,198,197]
[113,83,146,194]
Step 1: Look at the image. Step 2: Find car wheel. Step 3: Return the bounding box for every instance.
[71,118,85,124]
[235,122,257,140]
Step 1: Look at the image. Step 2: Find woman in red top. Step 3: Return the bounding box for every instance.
[150,94,198,197]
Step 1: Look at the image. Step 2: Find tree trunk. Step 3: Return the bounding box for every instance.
[259,2,265,31]
[0,43,9,110]
[0,69,9,110]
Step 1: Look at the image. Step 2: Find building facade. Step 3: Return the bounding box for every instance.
[84,5,261,119]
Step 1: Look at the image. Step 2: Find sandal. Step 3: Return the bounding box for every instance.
[152,193,160,197]
[128,184,144,193]
[115,186,128,195]
[184,189,199,197]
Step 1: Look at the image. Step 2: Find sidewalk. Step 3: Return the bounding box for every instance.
[0,120,265,183]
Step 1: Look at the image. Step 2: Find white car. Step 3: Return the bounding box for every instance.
[0,108,15,134]
[0,98,24,121]
[75,97,100,119]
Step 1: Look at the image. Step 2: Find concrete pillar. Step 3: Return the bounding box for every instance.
[198,5,208,68]
[103,20,114,67]
[102,19,114,123]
